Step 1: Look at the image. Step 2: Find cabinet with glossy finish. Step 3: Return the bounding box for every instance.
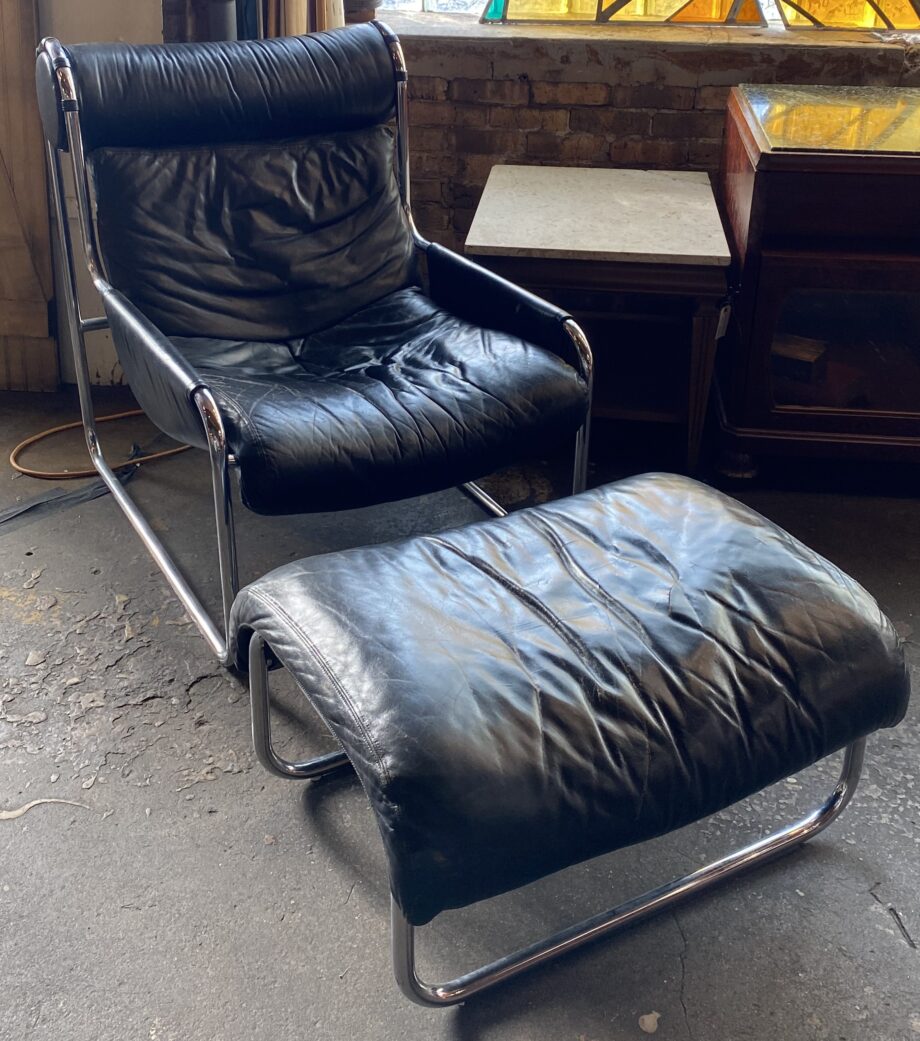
[717,83,920,464]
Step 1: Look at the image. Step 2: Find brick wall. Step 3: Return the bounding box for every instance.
[397,16,920,250]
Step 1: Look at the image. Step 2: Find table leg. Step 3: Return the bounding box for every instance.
[687,300,723,470]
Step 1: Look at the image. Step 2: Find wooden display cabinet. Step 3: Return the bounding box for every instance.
[717,84,920,466]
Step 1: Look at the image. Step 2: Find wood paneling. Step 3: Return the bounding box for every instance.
[0,0,57,390]
[0,333,56,389]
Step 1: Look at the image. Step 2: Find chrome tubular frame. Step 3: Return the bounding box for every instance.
[246,633,866,1008]
[385,29,415,239]
[381,23,595,510]
[392,738,866,1006]
[462,320,593,514]
[44,48,236,662]
[461,482,508,518]
[565,319,594,495]
[195,386,240,639]
[249,632,350,779]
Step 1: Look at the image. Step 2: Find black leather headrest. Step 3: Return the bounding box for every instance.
[37,23,397,152]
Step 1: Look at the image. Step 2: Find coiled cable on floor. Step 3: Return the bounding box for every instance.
[9,409,189,480]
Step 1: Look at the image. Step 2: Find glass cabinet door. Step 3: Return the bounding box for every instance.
[743,251,920,438]
[770,288,920,413]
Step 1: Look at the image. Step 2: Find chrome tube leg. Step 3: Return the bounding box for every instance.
[392,739,866,1007]
[46,141,99,456]
[248,633,351,781]
[572,423,590,496]
[462,482,509,518]
[195,388,239,642]
[565,320,594,496]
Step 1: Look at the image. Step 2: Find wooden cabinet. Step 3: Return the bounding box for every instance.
[466,165,731,469]
[717,84,920,464]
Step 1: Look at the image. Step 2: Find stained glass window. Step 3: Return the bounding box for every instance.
[773,0,919,28]
[481,0,920,27]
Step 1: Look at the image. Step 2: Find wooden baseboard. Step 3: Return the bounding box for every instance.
[0,336,59,392]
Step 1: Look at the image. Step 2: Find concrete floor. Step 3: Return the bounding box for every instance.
[1,388,917,1041]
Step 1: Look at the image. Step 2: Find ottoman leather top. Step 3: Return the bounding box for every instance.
[230,474,909,925]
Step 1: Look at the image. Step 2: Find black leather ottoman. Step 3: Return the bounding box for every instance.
[230,473,910,1006]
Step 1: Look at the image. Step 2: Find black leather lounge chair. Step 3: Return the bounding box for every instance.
[35,23,592,663]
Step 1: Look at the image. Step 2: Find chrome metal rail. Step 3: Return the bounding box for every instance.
[392,739,866,1006]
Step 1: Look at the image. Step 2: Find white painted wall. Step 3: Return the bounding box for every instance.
[40,0,163,384]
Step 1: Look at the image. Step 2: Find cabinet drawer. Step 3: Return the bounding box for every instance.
[759,170,920,249]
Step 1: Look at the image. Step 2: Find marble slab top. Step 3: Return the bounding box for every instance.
[465,165,731,267]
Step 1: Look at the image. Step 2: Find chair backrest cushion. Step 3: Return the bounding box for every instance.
[51,25,398,151]
[88,126,417,340]
[59,25,417,340]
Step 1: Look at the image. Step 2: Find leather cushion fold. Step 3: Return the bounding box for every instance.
[64,24,396,151]
[89,126,417,341]
[172,287,589,514]
[229,474,910,925]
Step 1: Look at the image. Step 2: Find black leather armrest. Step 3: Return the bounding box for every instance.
[100,285,207,448]
[424,243,580,370]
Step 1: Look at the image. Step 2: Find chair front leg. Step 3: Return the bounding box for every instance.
[565,319,594,495]
[195,387,239,646]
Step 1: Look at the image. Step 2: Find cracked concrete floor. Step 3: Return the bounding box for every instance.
[0,388,918,1041]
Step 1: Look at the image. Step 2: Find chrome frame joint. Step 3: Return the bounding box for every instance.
[248,633,350,780]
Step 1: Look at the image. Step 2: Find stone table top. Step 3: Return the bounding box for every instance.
[465,165,732,267]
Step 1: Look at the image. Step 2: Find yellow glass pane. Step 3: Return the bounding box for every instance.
[670,0,748,23]
[741,85,920,156]
[879,0,920,27]
[607,0,688,21]
[776,0,917,27]
[501,0,596,17]
[486,0,918,25]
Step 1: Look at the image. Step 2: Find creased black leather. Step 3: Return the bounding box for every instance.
[173,287,588,514]
[101,287,206,448]
[426,243,580,370]
[46,23,588,516]
[63,24,395,151]
[89,127,417,341]
[230,474,910,926]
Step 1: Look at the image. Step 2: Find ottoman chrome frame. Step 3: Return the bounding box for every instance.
[247,630,866,1008]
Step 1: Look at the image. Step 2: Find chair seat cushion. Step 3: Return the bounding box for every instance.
[229,474,910,925]
[173,287,588,514]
